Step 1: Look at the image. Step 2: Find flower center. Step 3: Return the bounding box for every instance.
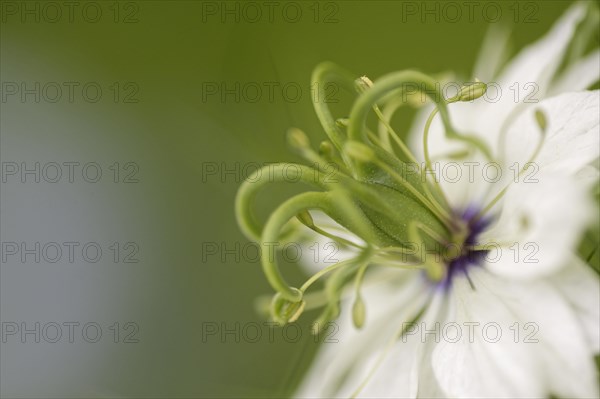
[438,206,492,289]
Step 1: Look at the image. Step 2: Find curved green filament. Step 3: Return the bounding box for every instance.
[347,70,454,145]
[376,95,405,153]
[319,140,351,175]
[476,185,508,222]
[311,62,358,151]
[373,100,420,164]
[235,163,328,242]
[372,99,452,216]
[261,189,377,303]
[366,129,387,151]
[476,117,547,221]
[422,108,452,210]
[261,191,336,301]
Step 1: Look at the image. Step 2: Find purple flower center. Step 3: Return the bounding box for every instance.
[439,206,492,290]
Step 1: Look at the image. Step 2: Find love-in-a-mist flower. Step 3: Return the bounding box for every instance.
[235,3,599,398]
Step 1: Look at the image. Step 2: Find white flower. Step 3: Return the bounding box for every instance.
[235,3,599,398]
[292,4,600,398]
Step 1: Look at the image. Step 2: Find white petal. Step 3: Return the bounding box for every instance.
[495,2,587,98]
[501,91,600,176]
[472,24,511,82]
[480,173,595,279]
[575,164,600,186]
[414,293,454,398]
[294,270,428,398]
[549,49,600,96]
[549,256,600,353]
[474,269,600,398]
[343,313,422,399]
[431,269,545,398]
[480,1,587,149]
[345,291,448,399]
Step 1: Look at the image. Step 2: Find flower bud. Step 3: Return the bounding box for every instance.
[352,295,366,329]
[319,140,334,157]
[336,118,349,128]
[355,76,374,94]
[287,128,311,152]
[534,109,547,133]
[457,79,487,102]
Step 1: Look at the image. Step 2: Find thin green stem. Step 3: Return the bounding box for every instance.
[300,257,357,293]
[353,267,368,293]
[373,105,419,164]
[307,224,364,249]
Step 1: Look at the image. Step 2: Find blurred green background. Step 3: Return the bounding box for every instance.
[0,1,574,397]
